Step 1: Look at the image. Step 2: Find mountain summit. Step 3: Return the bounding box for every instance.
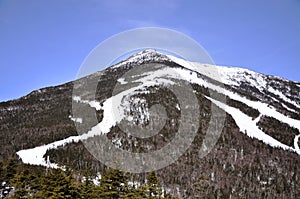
[1,50,300,198]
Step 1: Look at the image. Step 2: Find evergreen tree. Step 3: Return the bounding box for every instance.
[79,175,102,199]
[3,162,179,199]
[193,175,209,198]
[98,167,129,199]
[0,161,4,180]
[129,184,148,199]
[4,158,18,181]
[12,169,32,198]
[35,168,81,199]
[146,171,162,198]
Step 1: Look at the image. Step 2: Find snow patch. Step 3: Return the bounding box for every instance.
[206,97,295,153]
[294,134,300,154]
[73,96,102,110]
[69,115,83,123]
[16,135,81,168]
[117,77,128,85]
[268,86,300,109]
[112,49,171,69]
[167,54,268,90]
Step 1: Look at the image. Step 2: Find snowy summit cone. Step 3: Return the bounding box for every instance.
[111,49,174,69]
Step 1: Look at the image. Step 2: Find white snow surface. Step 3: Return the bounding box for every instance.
[16,135,81,168]
[112,49,170,69]
[294,134,300,153]
[168,54,300,108]
[69,115,83,123]
[168,65,300,132]
[167,54,268,90]
[268,86,300,109]
[207,97,297,153]
[117,77,127,85]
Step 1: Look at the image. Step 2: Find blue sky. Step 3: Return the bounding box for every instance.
[0,0,300,101]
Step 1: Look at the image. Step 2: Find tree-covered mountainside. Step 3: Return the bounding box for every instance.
[1,50,300,198]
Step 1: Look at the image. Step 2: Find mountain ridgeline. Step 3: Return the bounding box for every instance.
[1,50,300,198]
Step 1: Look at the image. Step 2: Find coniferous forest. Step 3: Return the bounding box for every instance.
[0,157,182,198]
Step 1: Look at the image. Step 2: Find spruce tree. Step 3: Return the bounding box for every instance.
[0,161,3,180]
[4,158,18,181]
[193,175,209,198]
[12,169,32,198]
[98,167,129,199]
[35,168,81,198]
[80,175,102,198]
[146,171,162,198]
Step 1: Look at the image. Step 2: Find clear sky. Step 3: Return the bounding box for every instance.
[1,0,300,102]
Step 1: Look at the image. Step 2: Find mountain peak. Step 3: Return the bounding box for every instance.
[137,49,160,54]
[111,49,171,69]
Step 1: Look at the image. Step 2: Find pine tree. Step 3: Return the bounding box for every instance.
[98,167,129,199]
[35,168,81,198]
[124,183,145,199]
[4,158,18,181]
[12,169,32,198]
[146,171,162,198]
[79,175,102,199]
[193,175,209,198]
[0,161,4,180]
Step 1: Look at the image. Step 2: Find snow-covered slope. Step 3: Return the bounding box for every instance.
[167,54,300,110]
[112,49,171,69]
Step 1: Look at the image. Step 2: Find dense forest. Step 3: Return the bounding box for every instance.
[0,157,210,198]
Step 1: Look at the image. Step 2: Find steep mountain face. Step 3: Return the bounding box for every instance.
[1,50,300,198]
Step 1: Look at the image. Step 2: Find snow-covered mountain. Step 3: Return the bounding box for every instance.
[1,49,300,198]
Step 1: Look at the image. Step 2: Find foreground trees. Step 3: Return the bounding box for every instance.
[0,160,177,198]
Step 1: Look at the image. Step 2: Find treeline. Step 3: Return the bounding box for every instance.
[0,158,180,199]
